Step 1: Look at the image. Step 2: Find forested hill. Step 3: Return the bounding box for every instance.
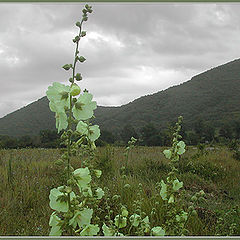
[1,58,240,137]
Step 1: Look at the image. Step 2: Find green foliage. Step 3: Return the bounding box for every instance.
[140,123,162,146]
[120,124,138,144]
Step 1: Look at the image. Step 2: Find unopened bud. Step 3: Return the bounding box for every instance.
[192,210,197,216]
[76,21,81,27]
[70,83,81,96]
[62,64,71,71]
[78,56,86,63]
[75,73,82,81]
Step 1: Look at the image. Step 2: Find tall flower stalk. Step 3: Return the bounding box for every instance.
[46,5,104,236]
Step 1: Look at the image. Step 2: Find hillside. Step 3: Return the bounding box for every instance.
[1,58,240,137]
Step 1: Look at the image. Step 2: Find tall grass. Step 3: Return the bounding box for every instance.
[0,146,239,235]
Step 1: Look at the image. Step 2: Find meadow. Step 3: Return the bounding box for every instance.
[0,145,239,236]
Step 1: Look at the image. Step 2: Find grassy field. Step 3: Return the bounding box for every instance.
[0,145,239,236]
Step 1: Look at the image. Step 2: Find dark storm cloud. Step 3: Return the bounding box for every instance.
[1,3,240,117]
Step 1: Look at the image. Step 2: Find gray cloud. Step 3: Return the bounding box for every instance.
[1,3,240,118]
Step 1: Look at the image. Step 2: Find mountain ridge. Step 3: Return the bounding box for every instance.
[1,58,240,137]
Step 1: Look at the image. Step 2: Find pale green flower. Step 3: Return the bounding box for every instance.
[82,186,93,197]
[168,194,174,203]
[46,82,70,110]
[141,216,150,233]
[160,180,167,200]
[80,224,99,236]
[69,208,93,229]
[72,92,97,120]
[74,167,91,189]
[102,223,115,236]
[121,206,128,217]
[49,101,68,133]
[176,211,188,222]
[76,121,100,142]
[49,187,75,212]
[129,214,141,227]
[177,141,186,155]
[151,226,165,236]
[95,187,104,199]
[87,125,100,142]
[163,149,172,159]
[76,121,88,135]
[49,212,62,236]
[173,178,183,191]
[114,215,127,228]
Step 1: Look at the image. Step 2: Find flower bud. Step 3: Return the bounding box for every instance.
[81,31,86,37]
[188,205,194,211]
[67,179,74,185]
[192,210,198,216]
[70,83,81,96]
[65,186,72,193]
[199,190,205,196]
[78,56,86,63]
[74,36,80,42]
[62,64,71,71]
[75,73,82,81]
[83,16,88,22]
[76,21,81,27]
[69,77,74,83]
[191,196,198,202]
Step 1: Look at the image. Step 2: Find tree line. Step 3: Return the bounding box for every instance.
[1,118,240,149]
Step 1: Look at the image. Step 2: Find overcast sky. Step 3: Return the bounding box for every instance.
[1,3,240,118]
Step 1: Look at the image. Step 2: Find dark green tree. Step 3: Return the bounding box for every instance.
[120,124,138,144]
[219,122,233,140]
[140,123,162,146]
[39,129,60,148]
[96,129,116,146]
[18,135,33,148]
